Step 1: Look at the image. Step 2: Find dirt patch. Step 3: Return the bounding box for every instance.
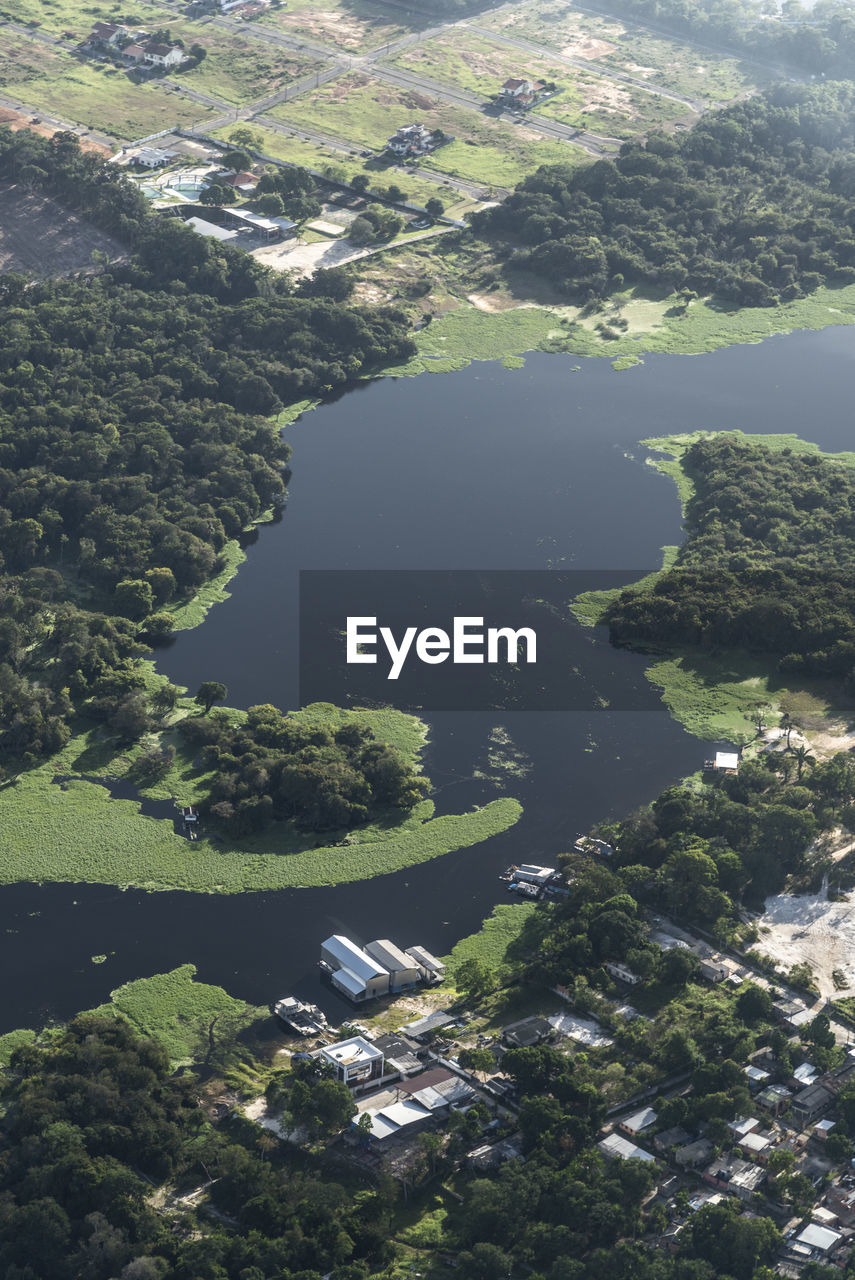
[0,180,127,276]
[580,79,634,115]
[280,10,370,50]
[561,37,617,60]
[467,290,519,311]
[755,878,855,998]
[0,106,109,155]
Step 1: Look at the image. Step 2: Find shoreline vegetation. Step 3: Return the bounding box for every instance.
[571,430,855,745]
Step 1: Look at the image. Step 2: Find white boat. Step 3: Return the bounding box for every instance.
[273,996,328,1036]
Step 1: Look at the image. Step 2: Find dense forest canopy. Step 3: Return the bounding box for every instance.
[474,82,855,306]
[601,0,855,78]
[0,130,414,766]
[180,704,428,834]
[607,435,855,679]
[0,1016,395,1280]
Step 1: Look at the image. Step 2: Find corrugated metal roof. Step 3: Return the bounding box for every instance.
[322,935,387,982]
[366,939,417,973]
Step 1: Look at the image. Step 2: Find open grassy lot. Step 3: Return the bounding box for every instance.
[388,31,695,140]
[482,0,770,104]
[269,72,582,187]
[0,31,216,138]
[211,122,471,210]
[167,22,323,106]
[259,0,429,54]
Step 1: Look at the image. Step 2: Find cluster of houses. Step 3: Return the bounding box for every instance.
[81,21,188,70]
[597,1009,855,1272]
[320,934,446,1003]
[385,123,446,160]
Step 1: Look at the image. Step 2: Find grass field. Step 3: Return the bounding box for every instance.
[481,0,770,104]
[259,0,429,53]
[211,122,472,210]
[0,32,216,138]
[88,964,263,1066]
[441,902,538,980]
[268,72,583,187]
[388,31,695,140]
[0,709,522,892]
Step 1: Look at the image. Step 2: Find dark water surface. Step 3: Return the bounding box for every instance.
[4,327,855,1032]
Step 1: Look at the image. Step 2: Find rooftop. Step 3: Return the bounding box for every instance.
[598,1133,655,1163]
[320,1036,383,1067]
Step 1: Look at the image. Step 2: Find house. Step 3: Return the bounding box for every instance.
[774,997,809,1026]
[89,21,129,45]
[365,940,420,992]
[796,1223,843,1256]
[320,934,390,1002]
[826,1181,855,1224]
[142,42,185,68]
[605,961,641,985]
[815,1118,837,1140]
[737,1130,773,1161]
[598,1133,656,1163]
[792,1083,834,1125]
[502,1016,554,1050]
[793,1061,819,1089]
[354,1094,433,1145]
[123,44,147,62]
[386,123,435,158]
[745,1064,771,1088]
[699,959,729,983]
[756,1084,792,1115]
[654,1126,691,1153]
[224,208,282,241]
[133,147,176,169]
[400,1009,457,1041]
[371,1033,422,1076]
[468,1135,524,1170]
[674,1139,714,1167]
[223,170,259,191]
[317,1035,386,1090]
[620,1107,657,1137]
[406,945,446,984]
[702,1154,767,1201]
[497,77,545,108]
[400,1070,476,1115]
[728,1117,761,1140]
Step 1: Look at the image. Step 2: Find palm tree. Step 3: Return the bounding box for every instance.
[793,745,816,781]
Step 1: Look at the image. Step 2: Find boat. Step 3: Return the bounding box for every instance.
[272,996,328,1036]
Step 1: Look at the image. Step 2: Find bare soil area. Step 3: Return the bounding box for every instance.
[756,880,855,998]
[0,105,110,155]
[561,37,617,60]
[0,181,127,276]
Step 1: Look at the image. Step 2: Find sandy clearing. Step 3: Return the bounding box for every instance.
[561,37,617,59]
[755,879,855,998]
[0,180,126,276]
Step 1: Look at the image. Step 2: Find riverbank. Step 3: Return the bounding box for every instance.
[571,429,855,744]
[370,269,855,376]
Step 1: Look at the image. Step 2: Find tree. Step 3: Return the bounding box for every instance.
[350,173,370,194]
[425,196,445,218]
[256,193,285,216]
[114,578,153,620]
[458,1047,495,1074]
[195,681,227,713]
[793,744,816,781]
[454,958,496,1002]
[222,149,253,171]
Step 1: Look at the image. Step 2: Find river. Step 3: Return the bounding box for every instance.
[3,325,855,1033]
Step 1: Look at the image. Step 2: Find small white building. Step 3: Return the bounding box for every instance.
[387,123,435,158]
[185,216,239,243]
[134,147,176,169]
[142,42,185,68]
[513,864,556,887]
[317,1036,385,1090]
[714,751,739,772]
